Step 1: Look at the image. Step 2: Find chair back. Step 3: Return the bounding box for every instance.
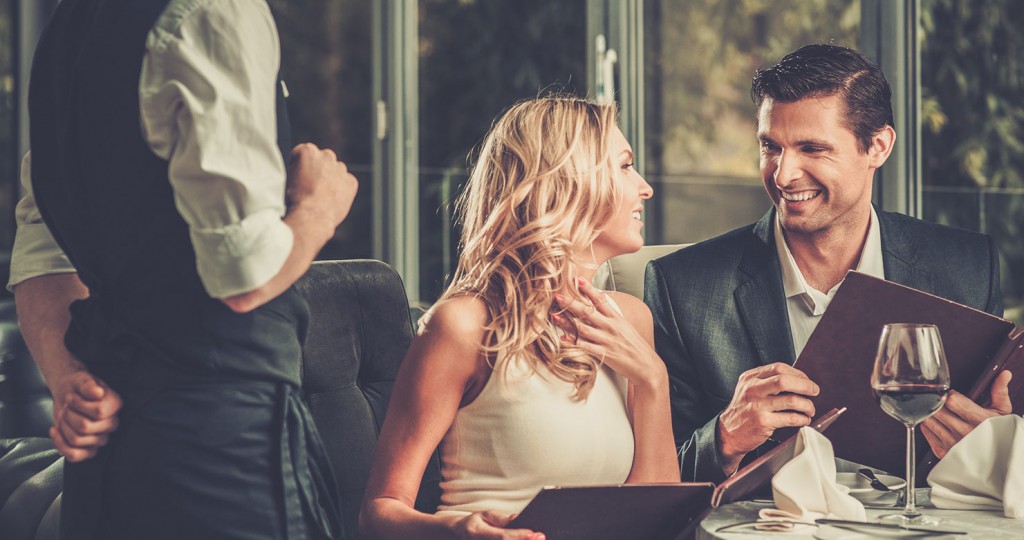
[295,260,442,537]
[593,244,691,299]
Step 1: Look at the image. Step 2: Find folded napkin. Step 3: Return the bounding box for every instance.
[758,426,867,527]
[928,414,1024,519]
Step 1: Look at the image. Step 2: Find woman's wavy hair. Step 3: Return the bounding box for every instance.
[436,96,623,400]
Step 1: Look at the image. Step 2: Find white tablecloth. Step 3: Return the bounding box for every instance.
[699,490,1023,539]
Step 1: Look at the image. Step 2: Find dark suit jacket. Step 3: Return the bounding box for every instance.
[644,208,1003,482]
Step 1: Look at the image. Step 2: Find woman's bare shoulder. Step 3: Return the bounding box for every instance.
[411,294,494,400]
[419,294,490,340]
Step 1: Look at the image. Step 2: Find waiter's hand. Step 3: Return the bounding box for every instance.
[717,363,819,475]
[50,370,122,462]
[286,143,359,230]
[921,370,1013,459]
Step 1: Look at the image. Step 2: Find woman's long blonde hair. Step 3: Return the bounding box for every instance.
[436,96,623,400]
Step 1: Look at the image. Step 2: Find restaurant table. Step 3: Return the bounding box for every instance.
[698,490,1023,539]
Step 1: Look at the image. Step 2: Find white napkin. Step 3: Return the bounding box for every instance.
[758,427,867,527]
[928,414,1024,519]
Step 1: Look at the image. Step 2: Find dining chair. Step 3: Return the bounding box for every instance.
[295,259,443,536]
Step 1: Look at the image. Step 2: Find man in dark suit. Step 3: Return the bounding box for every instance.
[644,43,1013,482]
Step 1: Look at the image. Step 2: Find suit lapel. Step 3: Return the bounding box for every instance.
[735,210,797,366]
[878,209,935,292]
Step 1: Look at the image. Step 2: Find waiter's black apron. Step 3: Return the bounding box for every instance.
[27,1,341,538]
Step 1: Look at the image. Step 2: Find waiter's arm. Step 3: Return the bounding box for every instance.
[14,274,122,462]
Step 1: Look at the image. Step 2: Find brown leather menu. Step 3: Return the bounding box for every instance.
[507,408,845,540]
[508,483,715,540]
[792,271,1024,477]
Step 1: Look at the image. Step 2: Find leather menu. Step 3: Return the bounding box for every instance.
[792,271,1024,477]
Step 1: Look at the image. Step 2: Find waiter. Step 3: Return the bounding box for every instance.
[10,0,357,538]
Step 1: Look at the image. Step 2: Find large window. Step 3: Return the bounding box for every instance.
[643,0,860,244]
[920,0,1024,324]
[8,1,1021,315]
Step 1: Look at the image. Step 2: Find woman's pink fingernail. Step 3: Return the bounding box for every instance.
[577,276,586,286]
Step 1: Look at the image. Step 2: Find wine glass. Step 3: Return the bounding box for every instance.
[870,323,950,526]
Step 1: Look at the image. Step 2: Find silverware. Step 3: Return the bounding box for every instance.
[816,518,968,535]
[859,467,894,491]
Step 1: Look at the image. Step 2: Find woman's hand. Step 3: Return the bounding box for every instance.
[449,511,544,540]
[554,277,667,391]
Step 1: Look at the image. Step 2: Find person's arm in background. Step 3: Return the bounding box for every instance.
[139,0,357,315]
[10,152,122,462]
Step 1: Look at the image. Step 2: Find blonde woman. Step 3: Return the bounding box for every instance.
[360,97,679,540]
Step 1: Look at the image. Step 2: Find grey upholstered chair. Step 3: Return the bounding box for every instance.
[592,244,691,299]
[295,259,443,536]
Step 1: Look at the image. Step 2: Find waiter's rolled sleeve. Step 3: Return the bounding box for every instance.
[8,152,76,291]
[190,208,293,299]
[140,0,290,299]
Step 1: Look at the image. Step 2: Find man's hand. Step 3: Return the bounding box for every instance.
[50,370,122,462]
[717,362,819,475]
[286,143,359,234]
[921,370,1013,459]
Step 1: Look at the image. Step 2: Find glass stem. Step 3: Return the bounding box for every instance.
[904,424,918,517]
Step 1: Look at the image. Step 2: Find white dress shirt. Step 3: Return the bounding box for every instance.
[9,0,291,299]
[774,207,885,358]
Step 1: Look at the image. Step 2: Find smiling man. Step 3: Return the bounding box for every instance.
[644,44,1011,482]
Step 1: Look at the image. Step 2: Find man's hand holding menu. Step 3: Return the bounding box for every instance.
[922,370,1014,459]
[717,363,820,475]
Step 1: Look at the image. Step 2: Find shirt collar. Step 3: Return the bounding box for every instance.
[774,207,884,313]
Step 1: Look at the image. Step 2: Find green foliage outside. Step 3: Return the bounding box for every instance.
[921,0,1024,323]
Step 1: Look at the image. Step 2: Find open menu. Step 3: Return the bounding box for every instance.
[791,271,1024,478]
[507,408,845,540]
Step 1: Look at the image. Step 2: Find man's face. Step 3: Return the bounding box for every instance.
[757,95,888,240]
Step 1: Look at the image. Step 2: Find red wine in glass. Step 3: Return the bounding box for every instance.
[875,383,949,425]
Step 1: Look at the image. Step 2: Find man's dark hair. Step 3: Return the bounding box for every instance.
[751,43,894,153]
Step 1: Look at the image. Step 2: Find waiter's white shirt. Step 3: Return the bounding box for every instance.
[774,207,885,358]
[9,0,290,299]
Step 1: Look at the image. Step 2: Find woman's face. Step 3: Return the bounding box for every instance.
[591,126,653,263]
